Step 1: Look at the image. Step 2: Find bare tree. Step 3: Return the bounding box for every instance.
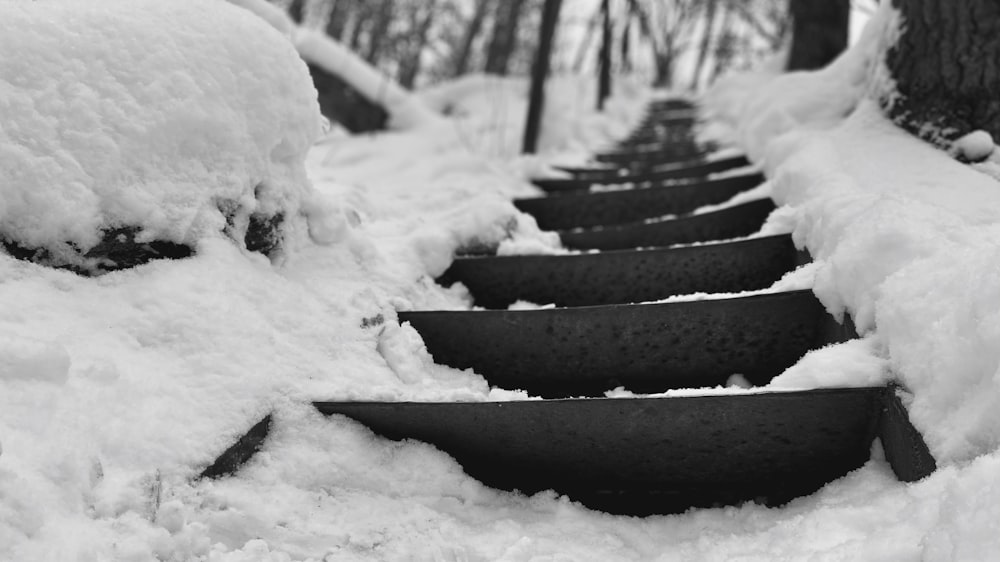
[398,0,439,88]
[365,0,396,65]
[325,0,354,40]
[786,0,850,71]
[690,0,719,89]
[629,0,702,87]
[484,0,528,75]
[452,0,494,77]
[881,0,1000,151]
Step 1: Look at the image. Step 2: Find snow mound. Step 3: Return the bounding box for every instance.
[0,0,320,270]
[0,332,71,384]
[295,30,439,131]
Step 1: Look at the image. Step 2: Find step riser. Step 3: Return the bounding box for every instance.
[400,291,845,398]
[596,144,705,164]
[535,156,751,192]
[516,173,765,230]
[441,235,801,309]
[559,199,776,251]
[314,387,932,515]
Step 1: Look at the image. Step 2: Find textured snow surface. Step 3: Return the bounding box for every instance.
[0,0,320,265]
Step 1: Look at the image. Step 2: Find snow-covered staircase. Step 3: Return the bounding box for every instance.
[208,99,937,515]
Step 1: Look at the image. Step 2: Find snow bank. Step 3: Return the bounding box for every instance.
[295,30,440,131]
[0,0,320,269]
[703,0,1000,463]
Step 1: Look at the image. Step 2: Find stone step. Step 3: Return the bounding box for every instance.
[313,387,935,515]
[399,290,850,398]
[559,198,776,251]
[515,172,764,230]
[647,98,694,111]
[533,155,751,192]
[440,235,802,309]
[595,142,706,164]
[623,123,695,143]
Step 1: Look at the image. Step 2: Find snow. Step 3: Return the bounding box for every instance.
[294,30,440,131]
[0,0,320,271]
[5,0,1000,559]
[954,130,995,162]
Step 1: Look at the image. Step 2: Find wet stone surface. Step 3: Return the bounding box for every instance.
[558,198,777,251]
[400,290,835,398]
[441,235,799,309]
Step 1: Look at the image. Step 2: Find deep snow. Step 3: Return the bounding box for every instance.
[3,0,1000,560]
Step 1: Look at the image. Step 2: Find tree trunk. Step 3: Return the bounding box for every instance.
[325,0,353,40]
[572,4,601,73]
[884,0,1000,149]
[710,4,734,81]
[453,0,494,77]
[620,16,632,73]
[287,0,305,23]
[365,0,395,65]
[654,49,674,88]
[597,0,612,110]
[348,5,372,51]
[785,0,850,71]
[690,0,718,90]
[523,0,564,153]
[306,62,389,133]
[484,0,528,75]
[398,0,438,88]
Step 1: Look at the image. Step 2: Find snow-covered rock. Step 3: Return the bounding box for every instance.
[0,0,320,272]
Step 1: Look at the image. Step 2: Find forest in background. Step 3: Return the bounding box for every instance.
[270,0,809,91]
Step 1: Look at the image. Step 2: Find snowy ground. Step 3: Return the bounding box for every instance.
[3,1,1000,560]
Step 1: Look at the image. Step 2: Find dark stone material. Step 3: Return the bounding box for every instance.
[648,98,694,111]
[1,227,193,276]
[200,414,272,479]
[879,387,937,481]
[440,235,799,308]
[515,173,765,230]
[399,290,847,397]
[245,213,284,256]
[314,388,894,514]
[306,62,389,134]
[559,199,776,251]
[595,143,706,165]
[533,155,752,192]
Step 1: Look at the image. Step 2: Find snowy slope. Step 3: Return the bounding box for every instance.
[3,1,1000,560]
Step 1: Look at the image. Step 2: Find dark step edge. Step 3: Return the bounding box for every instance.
[437,234,799,308]
[880,385,937,481]
[515,173,765,231]
[310,385,935,511]
[399,290,848,397]
[533,156,753,192]
[199,414,272,479]
[596,144,707,161]
[556,198,776,251]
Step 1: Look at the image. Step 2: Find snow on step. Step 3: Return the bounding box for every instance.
[595,142,706,164]
[313,387,934,515]
[558,198,776,251]
[514,173,765,230]
[399,290,848,398]
[440,234,802,309]
[535,155,751,192]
